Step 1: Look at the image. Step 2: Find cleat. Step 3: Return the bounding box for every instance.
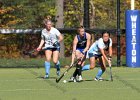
[94,77,99,81]
[56,70,60,76]
[99,77,103,81]
[78,75,83,81]
[56,68,60,76]
[70,76,74,81]
[94,77,103,81]
[70,76,77,82]
[73,78,77,82]
[44,74,49,79]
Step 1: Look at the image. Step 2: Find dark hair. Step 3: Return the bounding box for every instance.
[102,31,110,51]
[102,31,110,37]
[77,25,85,33]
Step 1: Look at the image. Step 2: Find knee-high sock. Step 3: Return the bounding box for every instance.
[73,64,82,77]
[73,69,78,77]
[45,61,50,75]
[55,61,60,71]
[82,64,90,71]
[95,69,105,79]
[78,67,82,76]
[77,64,82,76]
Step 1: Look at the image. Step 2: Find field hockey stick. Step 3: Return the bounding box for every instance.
[56,58,81,83]
[109,64,113,81]
[23,47,46,56]
[23,49,36,56]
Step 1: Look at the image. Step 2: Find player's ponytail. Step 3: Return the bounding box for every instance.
[43,15,52,25]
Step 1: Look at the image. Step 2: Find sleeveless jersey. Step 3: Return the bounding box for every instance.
[76,33,87,49]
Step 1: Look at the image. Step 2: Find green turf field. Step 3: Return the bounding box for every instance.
[0,67,140,100]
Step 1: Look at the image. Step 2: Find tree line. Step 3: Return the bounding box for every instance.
[0,0,140,58]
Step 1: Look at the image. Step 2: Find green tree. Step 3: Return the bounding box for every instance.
[0,0,56,28]
[0,0,23,28]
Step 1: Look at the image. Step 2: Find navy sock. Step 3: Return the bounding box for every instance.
[73,69,78,77]
[77,65,82,76]
[55,61,60,71]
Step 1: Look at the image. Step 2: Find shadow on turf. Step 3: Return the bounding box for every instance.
[114,75,140,93]
[24,68,67,92]
[84,79,110,81]
[67,79,110,83]
[37,76,56,79]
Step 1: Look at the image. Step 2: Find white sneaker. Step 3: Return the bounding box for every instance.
[44,74,49,79]
[56,70,60,76]
[70,76,74,81]
[78,75,83,81]
[70,76,77,82]
[99,77,103,81]
[94,77,103,81]
[73,78,77,82]
[94,77,99,81]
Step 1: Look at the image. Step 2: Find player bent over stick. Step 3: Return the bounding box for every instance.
[37,18,63,79]
[82,31,112,81]
[70,26,91,82]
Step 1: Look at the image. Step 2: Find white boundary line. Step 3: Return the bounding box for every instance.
[0,78,56,82]
[0,78,140,82]
[0,87,130,92]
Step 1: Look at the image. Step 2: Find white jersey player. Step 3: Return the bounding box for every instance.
[37,18,63,78]
[41,27,61,49]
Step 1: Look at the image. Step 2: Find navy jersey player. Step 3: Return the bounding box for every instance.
[70,26,91,82]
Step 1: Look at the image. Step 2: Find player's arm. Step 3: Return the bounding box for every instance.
[37,33,45,51]
[100,47,112,66]
[108,46,112,59]
[71,36,78,65]
[100,48,109,62]
[83,33,91,54]
[37,39,45,51]
[58,33,63,42]
[98,39,111,65]
[53,29,63,47]
[109,39,113,58]
[55,29,63,43]
[108,39,113,63]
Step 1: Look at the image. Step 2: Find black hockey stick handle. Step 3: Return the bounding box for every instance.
[56,58,81,83]
[23,47,47,55]
[56,65,72,83]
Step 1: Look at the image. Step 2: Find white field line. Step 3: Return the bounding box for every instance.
[0,89,49,92]
[0,87,130,92]
[0,78,55,82]
[0,78,140,82]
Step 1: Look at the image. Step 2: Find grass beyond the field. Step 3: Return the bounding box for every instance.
[0,67,140,100]
[0,56,126,68]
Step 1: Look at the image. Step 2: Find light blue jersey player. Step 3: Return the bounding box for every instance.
[37,18,63,78]
[82,31,112,81]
